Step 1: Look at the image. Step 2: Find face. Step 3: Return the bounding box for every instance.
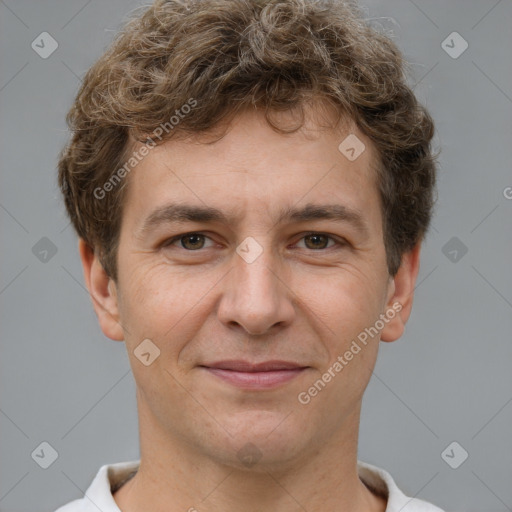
[85,106,415,470]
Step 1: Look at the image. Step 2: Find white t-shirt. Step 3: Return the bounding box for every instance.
[54,459,444,512]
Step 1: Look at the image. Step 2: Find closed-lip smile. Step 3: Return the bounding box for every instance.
[200,360,309,389]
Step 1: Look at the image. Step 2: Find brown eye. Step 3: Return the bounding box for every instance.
[179,234,206,250]
[163,233,213,251]
[303,234,331,250]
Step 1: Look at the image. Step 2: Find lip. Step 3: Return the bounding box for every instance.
[200,360,309,389]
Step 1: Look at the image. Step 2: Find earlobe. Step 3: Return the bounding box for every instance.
[78,239,125,341]
[380,243,421,343]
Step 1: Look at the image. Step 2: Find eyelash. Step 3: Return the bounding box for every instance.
[160,232,347,252]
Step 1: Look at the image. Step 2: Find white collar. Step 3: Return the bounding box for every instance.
[67,459,443,512]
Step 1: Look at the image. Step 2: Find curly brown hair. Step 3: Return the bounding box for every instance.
[58,0,437,281]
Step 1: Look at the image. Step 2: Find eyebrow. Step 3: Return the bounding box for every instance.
[137,202,369,237]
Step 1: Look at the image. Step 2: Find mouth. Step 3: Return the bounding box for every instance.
[199,360,309,389]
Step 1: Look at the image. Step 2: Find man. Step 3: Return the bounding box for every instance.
[55,0,443,510]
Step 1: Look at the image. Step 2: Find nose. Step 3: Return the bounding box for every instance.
[216,244,295,336]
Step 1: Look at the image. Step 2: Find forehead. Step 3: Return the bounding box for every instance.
[120,107,382,233]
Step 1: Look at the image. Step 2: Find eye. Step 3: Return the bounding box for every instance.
[162,232,215,251]
[161,232,346,252]
[294,233,344,250]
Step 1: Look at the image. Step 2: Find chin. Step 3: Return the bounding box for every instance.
[210,409,313,471]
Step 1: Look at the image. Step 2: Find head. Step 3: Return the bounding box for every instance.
[58,0,437,469]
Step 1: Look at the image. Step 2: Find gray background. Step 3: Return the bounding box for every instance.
[1,1,511,511]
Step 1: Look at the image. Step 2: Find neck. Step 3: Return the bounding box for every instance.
[113,393,386,512]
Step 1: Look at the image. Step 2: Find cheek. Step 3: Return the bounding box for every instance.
[296,274,384,417]
[294,263,387,344]
[118,265,217,355]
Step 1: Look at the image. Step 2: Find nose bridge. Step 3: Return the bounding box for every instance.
[236,246,278,302]
[218,238,294,335]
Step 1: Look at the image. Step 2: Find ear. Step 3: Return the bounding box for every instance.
[380,242,421,343]
[78,239,124,341]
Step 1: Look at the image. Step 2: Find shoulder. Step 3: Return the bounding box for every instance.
[357,460,445,512]
[53,460,140,512]
[54,498,86,512]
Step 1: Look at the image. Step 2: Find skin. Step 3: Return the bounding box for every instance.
[79,105,421,512]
